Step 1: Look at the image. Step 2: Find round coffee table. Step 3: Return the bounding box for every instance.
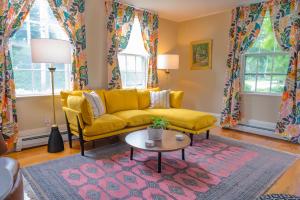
[125,129,191,173]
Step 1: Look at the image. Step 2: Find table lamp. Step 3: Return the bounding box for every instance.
[157,54,179,74]
[31,39,72,153]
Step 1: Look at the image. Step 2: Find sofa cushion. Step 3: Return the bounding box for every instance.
[104,89,139,113]
[113,110,152,127]
[61,89,106,112]
[83,114,127,136]
[67,95,93,125]
[170,91,184,108]
[137,90,151,109]
[145,108,217,131]
[61,90,91,107]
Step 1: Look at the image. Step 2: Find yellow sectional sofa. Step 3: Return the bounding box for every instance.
[61,89,217,156]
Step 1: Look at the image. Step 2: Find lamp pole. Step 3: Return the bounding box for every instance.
[47,65,64,153]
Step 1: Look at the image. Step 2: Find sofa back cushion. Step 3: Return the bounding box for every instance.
[61,89,106,112]
[170,91,184,108]
[67,95,93,125]
[137,88,160,109]
[61,90,91,107]
[137,90,150,109]
[104,89,139,113]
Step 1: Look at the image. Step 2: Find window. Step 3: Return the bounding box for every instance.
[242,12,289,94]
[118,17,149,89]
[9,0,71,96]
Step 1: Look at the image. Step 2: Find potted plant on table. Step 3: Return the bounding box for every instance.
[147,117,169,140]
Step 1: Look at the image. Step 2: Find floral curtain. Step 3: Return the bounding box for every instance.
[220,2,268,127]
[137,10,159,88]
[106,1,135,89]
[48,0,88,90]
[0,0,34,150]
[270,0,300,140]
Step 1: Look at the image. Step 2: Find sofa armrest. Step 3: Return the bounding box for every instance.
[63,107,85,130]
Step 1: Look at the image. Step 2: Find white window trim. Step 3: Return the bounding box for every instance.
[241,51,289,96]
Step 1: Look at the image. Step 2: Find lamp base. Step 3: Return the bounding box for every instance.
[48,125,64,153]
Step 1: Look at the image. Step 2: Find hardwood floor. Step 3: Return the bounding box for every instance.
[7,127,300,196]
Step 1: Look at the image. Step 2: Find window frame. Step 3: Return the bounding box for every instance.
[241,51,289,96]
[9,0,71,97]
[118,53,149,89]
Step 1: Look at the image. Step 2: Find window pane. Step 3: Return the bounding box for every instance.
[118,55,126,71]
[136,56,143,72]
[271,75,285,93]
[126,55,135,72]
[10,0,70,96]
[30,3,40,21]
[30,22,41,39]
[14,70,33,94]
[245,56,257,73]
[273,55,289,74]
[11,22,28,42]
[247,11,277,53]
[256,75,271,93]
[244,75,256,92]
[257,56,272,73]
[10,45,32,69]
[32,69,42,92]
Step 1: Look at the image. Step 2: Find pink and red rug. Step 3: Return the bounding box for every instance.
[22,135,297,200]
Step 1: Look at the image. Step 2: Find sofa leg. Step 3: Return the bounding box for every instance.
[190,133,193,146]
[79,135,85,156]
[65,112,72,148]
[206,130,210,139]
[77,116,85,156]
[68,132,72,148]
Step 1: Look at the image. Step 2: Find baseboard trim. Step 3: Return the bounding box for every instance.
[16,124,67,151]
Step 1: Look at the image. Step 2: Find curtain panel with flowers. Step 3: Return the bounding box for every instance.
[106,1,136,89]
[137,10,159,88]
[0,0,34,150]
[220,2,268,127]
[48,0,88,90]
[270,0,300,141]
[106,1,159,89]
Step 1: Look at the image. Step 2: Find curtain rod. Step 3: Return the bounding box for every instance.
[105,0,158,15]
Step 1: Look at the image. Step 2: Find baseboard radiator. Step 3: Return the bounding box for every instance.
[230,122,288,141]
[16,131,68,151]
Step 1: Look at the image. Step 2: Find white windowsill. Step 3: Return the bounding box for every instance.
[241,92,282,97]
[16,94,61,99]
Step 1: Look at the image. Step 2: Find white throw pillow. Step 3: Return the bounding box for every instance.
[150,90,170,108]
[83,91,106,118]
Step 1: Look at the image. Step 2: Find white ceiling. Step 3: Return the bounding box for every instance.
[122,0,265,22]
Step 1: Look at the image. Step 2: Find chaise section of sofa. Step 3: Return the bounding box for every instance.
[61,88,216,156]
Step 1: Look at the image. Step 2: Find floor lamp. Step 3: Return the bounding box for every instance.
[31,39,72,153]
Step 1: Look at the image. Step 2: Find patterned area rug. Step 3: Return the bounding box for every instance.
[22,135,298,200]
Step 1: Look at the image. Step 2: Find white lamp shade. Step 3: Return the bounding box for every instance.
[31,39,72,64]
[157,54,179,70]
